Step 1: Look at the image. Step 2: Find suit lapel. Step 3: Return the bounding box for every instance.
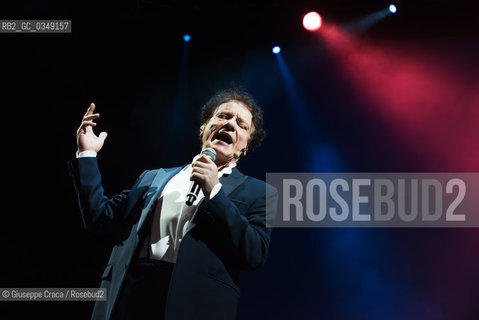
[219,167,247,197]
[185,167,248,234]
[136,166,183,232]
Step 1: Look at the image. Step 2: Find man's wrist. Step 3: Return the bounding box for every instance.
[76,150,97,158]
[208,183,222,200]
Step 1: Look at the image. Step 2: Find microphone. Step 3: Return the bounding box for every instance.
[186,148,216,206]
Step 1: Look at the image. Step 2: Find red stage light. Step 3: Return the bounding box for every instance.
[303,12,322,31]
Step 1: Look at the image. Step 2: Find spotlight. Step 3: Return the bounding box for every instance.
[183,34,191,42]
[389,4,397,13]
[303,11,322,31]
[272,46,281,54]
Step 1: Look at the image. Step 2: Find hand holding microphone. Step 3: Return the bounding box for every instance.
[186,148,217,206]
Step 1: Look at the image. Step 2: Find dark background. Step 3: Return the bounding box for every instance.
[1,1,478,319]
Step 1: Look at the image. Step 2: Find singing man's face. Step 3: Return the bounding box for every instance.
[200,100,254,166]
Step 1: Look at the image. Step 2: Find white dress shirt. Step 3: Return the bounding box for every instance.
[147,158,235,263]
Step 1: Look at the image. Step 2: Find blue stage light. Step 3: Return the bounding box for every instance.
[183,34,191,42]
[272,46,281,54]
[389,4,397,13]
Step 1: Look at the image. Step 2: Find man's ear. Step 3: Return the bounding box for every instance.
[243,145,249,157]
[234,145,249,159]
[199,124,206,137]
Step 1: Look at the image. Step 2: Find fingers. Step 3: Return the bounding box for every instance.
[192,160,211,168]
[83,103,100,122]
[81,114,100,131]
[84,103,95,117]
[191,166,209,175]
[84,113,100,121]
[190,162,212,181]
[190,171,209,184]
[192,160,216,175]
[190,163,219,195]
[194,154,215,165]
[79,103,101,134]
[191,158,217,181]
[78,120,97,134]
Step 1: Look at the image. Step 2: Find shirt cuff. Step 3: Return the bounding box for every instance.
[76,150,97,158]
[208,183,223,200]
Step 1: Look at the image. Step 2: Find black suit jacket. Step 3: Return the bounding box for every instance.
[68,157,278,320]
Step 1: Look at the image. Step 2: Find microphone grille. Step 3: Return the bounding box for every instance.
[201,147,216,161]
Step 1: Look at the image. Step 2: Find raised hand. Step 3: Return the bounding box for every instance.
[76,103,108,153]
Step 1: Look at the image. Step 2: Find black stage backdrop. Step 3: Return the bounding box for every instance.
[1,1,478,319]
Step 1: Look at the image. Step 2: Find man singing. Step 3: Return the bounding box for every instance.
[68,88,278,320]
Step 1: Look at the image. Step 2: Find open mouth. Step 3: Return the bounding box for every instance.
[213,131,233,144]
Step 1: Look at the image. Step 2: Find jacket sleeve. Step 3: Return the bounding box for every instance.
[201,180,278,271]
[68,157,148,237]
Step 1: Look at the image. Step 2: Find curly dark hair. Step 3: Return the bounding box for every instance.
[200,87,265,154]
